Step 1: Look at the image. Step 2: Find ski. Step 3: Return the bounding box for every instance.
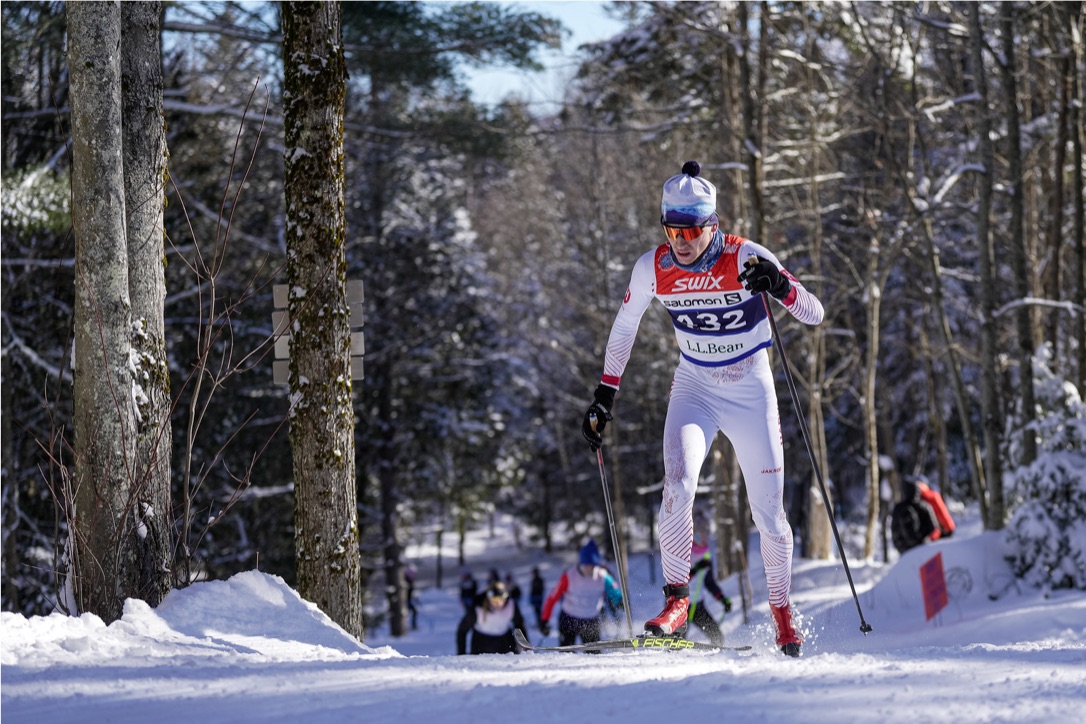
[513,628,751,653]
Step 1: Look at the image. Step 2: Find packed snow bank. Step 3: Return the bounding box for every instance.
[1,570,399,670]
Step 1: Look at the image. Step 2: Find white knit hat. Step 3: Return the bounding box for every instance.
[660,160,717,226]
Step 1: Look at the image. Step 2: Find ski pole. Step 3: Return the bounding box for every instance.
[750,256,873,635]
[590,414,635,637]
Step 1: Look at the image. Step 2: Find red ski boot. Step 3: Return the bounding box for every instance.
[770,602,803,657]
[645,584,690,637]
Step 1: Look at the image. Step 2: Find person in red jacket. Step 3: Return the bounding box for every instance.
[915,477,955,540]
[892,477,957,554]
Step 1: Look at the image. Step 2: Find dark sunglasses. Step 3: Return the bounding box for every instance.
[661,223,707,242]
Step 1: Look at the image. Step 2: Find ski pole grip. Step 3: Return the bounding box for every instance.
[588,412,599,433]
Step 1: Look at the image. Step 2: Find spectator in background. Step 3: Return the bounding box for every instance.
[459,568,478,613]
[891,477,956,554]
[405,564,418,631]
[504,572,522,604]
[529,567,546,630]
[917,477,956,540]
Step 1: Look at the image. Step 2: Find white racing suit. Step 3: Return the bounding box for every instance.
[599,232,823,607]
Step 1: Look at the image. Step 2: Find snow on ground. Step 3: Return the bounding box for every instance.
[2,508,1084,723]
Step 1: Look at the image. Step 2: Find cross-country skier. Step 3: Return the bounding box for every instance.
[581,160,824,657]
[539,539,623,648]
[456,580,526,655]
[687,509,732,647]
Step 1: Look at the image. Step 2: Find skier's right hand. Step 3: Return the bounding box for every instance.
[582,384,616,452]
[539,620,550,636]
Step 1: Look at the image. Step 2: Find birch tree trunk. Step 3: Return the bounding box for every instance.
[924,237,989,523]
[68,0,138,623]
[120,0,173,607]
[282,1,362,640]
[801,6,832,561]
[862,237,882,559]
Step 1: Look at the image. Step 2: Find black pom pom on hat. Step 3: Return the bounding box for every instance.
[681,160,701,177]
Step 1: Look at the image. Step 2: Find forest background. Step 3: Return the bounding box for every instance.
[2,1,1084,638]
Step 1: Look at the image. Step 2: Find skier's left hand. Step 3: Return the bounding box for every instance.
[714,591,733,613]
[739,256,792,300]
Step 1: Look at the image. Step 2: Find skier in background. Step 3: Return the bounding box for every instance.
[581,160,824,657]
[687,510,732,647]
[539,539,623,647]
[456,580,526,655]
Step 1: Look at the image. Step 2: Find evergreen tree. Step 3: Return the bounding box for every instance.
[1004,345,1086,591]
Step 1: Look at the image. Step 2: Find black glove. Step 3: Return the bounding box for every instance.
[581,384,616,452]
[739,256,792,300]
[539,620,550,636]
[721,595,733,613]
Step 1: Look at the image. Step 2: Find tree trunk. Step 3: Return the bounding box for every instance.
[862,237,881,559]
[120,0,173,607]
[68,0,138,623]
[378,378,406,637]
[801,6,832,560]
[1043,54,1069,354]
[969,4,1006,530]
[738,2,765,242]
[999,3,1038,466]
[917,316,949,493]
[282,1,362,640]
[1069,3,1086,393]
[712,436,737,577]
[924,239,988,522]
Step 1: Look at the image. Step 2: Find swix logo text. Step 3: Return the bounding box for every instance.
[672,277,724,292]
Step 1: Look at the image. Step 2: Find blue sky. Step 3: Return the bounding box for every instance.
[459,1,626,111]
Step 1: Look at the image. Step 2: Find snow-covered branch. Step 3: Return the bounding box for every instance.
[993,297,1085,319]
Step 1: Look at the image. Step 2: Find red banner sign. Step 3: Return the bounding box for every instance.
[920,552,948,621]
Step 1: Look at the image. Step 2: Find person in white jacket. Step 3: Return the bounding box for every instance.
[456,580,526,655]
[539,539,623,647]
[581,161,824,657]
